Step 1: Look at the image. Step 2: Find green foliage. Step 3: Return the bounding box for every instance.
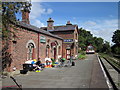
[78,50,86,55]
[112,30,120,45]
[78,28,94,51]
[78,54,86,59]
[2,42,12,71]
[99,53,120,69]
[78,50,86,59]
[111,30,120,55]
[114,47,120,54]
[2,1,32,40]
[111,44,120,55]
[78,53,86,59]
[78,28,108,53]
[1,1,32,71]
[94,37,104,52]
[101,41,111,54]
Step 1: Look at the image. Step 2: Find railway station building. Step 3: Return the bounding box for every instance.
[3,9,78,72]
[41,18,79,60]
[3,10,62,71]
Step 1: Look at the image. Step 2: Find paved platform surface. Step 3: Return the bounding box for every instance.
[2,54,109,88]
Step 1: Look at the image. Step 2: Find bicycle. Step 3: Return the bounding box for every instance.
[56,61,64,68]
[64,60,72,68]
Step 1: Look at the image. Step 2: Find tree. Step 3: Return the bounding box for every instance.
[111,30,120,55]
[2,1,32,40]
[78,28,105,53]
[1,1,32,71]
[78,28,94,51]
[112,30,120,45]
[94,37,104,52]
[101,41,111,54]
[78,32,87,51]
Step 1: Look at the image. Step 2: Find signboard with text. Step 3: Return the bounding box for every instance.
[64,39,73,43]
[40,36,46,43]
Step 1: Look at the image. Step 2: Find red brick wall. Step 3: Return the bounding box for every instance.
[6,25,62,71]
[9,26,38,71]
[39,34,62,63]
[52,31,74,39]
[51,28,78,59]
[51,31,77,59]
[73,28,79,58]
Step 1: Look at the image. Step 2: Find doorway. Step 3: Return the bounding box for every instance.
[54,48,57,60]
[66,49,71,60]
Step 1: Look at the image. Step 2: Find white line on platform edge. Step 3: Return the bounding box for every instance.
[97,54,112,89]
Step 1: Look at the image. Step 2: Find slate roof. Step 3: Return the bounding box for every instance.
[41,24,78,32]
[12,21,63,40]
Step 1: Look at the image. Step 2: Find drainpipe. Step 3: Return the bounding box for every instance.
[38,33,40,60]
[62,40,63,58]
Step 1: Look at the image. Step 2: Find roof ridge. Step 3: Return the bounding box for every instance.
[40,24,77,28]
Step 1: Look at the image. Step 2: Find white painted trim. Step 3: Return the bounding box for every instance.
[97,54,112,89]
[26,40,36,48]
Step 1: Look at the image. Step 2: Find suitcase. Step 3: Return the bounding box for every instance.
[72,61,75,66]
[20,69,28,74]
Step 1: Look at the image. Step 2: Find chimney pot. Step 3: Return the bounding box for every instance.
[47,18,54,22]
[66,21,72,25]
[67,21,70,24]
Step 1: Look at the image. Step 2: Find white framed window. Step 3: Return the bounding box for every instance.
[27,43,34,60]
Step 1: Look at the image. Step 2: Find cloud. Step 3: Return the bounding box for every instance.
[81,19,118,44]
[46,8,53,14]
[84,21,97,26]
[30,2,53,19]
[91,29,115,43]
[30,2,53,27]
[32,19,45,27]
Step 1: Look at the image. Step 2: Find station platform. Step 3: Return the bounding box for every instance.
[2,54,109,88]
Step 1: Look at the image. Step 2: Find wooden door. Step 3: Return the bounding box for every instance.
[54,48,56,60]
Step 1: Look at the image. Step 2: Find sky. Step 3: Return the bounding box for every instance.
[18,1,118,45]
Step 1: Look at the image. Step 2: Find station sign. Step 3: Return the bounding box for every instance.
[40,36,46,43]
[64,39,73,43]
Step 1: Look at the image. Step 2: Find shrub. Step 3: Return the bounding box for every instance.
[78,50,86,59]
[78,54,86,59]
[78,50,86,55]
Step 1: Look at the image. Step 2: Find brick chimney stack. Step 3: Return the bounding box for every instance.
[47,18,54,31]
[22,10,30,24]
